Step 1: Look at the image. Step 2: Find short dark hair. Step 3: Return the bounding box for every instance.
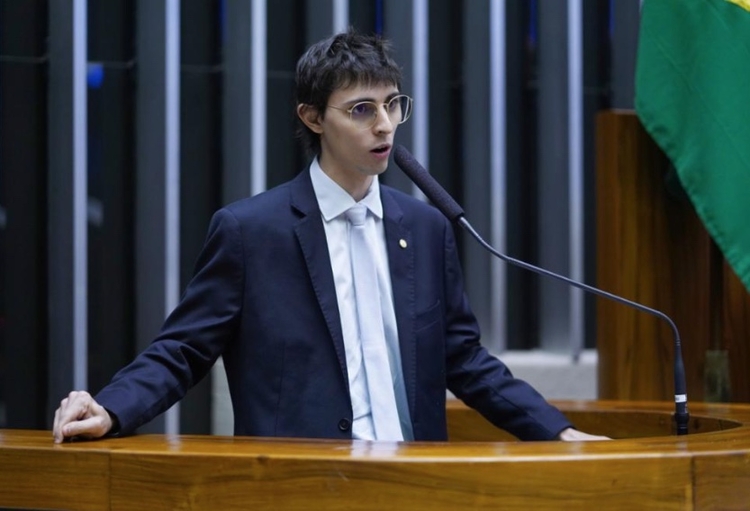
[295,29,402,157]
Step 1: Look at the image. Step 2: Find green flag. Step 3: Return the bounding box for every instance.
[635,0,750,293]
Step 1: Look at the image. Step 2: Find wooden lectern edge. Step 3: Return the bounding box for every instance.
[3,400,750,510]
[3,399,749,457]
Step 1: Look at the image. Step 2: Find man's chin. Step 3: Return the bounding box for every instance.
[372,161,391,175]
[358,165,387,178]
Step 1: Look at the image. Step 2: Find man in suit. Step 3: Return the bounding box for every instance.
[53,29,605,443]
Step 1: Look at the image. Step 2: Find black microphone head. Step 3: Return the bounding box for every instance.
[393,145,465,222]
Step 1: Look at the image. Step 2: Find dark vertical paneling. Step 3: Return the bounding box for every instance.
[462,0,493,347]
[505,0,539,349]
[86,0,136,394]
[381,0,414,194]
[349,0,376,33]
[222,0,253,203]
[267,0,306,188]
[582,0,611,349]
[178,0,222,434]
[536,1,570,351]
[47,0,88,419]
[134,0,180,434]
[611,0,640,109]
[0,0,49,428]
[427,0,461,208]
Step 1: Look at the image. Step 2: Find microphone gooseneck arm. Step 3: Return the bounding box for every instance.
[393,144,690,436]
[457,217,689,436]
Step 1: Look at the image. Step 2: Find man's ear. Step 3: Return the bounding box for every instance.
[297,104,324,134]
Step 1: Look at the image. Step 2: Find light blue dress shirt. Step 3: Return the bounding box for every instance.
[309,158,414,441]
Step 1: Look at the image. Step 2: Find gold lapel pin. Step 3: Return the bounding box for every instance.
[399,239,407,249]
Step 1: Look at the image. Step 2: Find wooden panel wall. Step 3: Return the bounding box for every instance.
[595,110,750,403]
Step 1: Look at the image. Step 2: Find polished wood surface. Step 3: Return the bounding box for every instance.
[2,400,750,510]
[595,110,750,402]
[723,260,750,400]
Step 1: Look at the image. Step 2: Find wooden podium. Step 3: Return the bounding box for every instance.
[5,111,750,510]
[596,110,750,403]
[2,400,750,510]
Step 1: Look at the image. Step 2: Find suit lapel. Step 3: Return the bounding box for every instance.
[290,170,350,387]
[380,187,417,420]
[290,173,418,417]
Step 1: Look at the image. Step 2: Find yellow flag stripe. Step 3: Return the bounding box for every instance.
[727,0,750,12]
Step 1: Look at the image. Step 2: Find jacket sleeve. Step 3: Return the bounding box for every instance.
[95,208,244,435]
[441,217,573,440]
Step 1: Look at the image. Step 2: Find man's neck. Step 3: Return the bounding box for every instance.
[317,158,373,202]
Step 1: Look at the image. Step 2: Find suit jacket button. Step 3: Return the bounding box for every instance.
[338,418,351,432]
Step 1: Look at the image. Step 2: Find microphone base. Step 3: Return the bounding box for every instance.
[675,411,690,436]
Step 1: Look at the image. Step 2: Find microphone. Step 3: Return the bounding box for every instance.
[393,145,690,436]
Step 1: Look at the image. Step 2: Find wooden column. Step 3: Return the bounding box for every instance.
[596,110,750,403]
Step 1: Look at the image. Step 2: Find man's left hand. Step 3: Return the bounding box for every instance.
[557,427,610,441]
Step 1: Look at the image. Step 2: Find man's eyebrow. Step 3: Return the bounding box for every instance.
[343,91,401,104]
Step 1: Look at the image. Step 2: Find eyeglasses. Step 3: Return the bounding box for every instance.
[327,94,413,130]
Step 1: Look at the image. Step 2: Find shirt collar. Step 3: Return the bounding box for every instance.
[309,157,383,222]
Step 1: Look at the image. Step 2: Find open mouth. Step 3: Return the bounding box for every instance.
[372,145,391,154]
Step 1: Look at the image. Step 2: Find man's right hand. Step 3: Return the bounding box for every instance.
[52,391,113,444]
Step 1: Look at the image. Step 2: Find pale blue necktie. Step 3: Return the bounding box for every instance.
[345,204,403,441]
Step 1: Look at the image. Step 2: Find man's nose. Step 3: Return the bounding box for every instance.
[373,105,395,133]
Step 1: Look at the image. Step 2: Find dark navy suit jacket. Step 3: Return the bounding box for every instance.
[96,168,572,441]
